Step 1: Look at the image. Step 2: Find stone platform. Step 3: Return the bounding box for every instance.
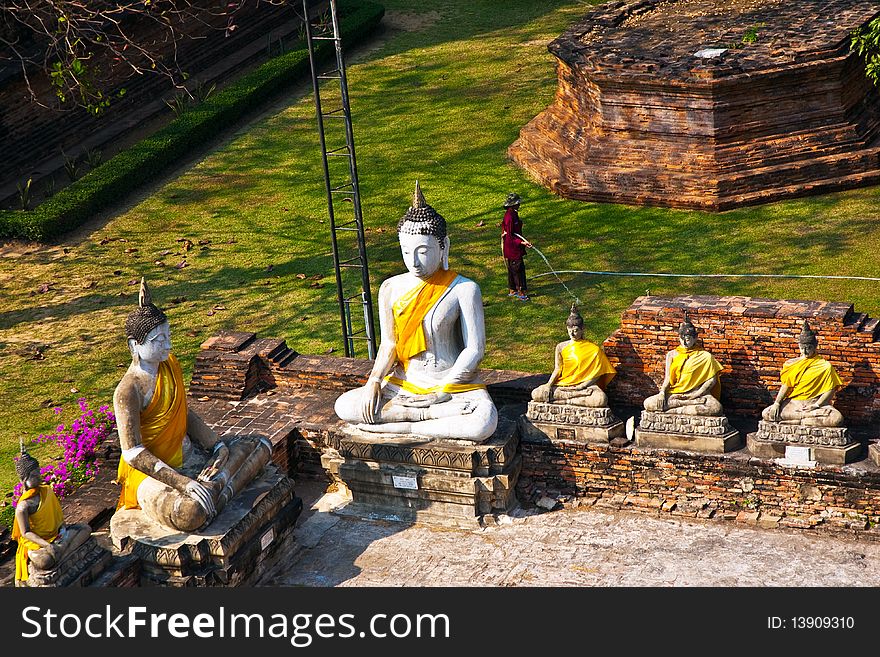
[25,536,113,587]
[322,411,521,528]
[510,0,880,210]
[747,421,863,465]
[635,411,742,453]
[110,465,302,586]
[522,401,624,443]
[870,443,880,467]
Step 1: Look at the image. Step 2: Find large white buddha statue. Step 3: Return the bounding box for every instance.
[334,182,498,442]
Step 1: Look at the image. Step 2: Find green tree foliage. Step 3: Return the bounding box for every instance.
[851,17,880,86]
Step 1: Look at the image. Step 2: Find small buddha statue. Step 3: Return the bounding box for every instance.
[530,303,616,407]
[113,278,272,533]
[761,321,844,427]
[334,181,498,442]
[643,313,724,416]
[12,443,91,587]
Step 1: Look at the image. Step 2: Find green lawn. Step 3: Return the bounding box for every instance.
[3,0,880,507]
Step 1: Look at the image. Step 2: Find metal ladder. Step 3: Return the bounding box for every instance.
[301,0,376,358]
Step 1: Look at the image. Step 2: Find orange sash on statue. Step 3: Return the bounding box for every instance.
[116,353,188,510]
[392,269,458,369]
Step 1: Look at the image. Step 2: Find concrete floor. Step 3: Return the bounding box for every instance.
[263,478,880,587]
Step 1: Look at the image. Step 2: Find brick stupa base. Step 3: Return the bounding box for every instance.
[510,0,880,210]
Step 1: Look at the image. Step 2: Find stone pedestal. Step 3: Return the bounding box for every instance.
[110,465,302,586]
[522,401,624,443]
[747,421,863,465]
[25,536,113,587]
[635,411,743,453]
[322,413,521,528]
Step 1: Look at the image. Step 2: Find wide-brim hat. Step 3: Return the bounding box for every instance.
[503,193,521,208]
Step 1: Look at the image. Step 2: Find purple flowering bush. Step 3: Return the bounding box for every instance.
[12,398,116,505]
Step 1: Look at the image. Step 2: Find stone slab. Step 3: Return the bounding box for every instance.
[870,443,880,467]
[323,413,521,528]
[747,433,865,465]
[519,414,624,445]
[635,429,743,454]
[26,536,113,587]
[110,465,302,586]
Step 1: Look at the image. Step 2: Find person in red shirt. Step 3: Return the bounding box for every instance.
[500,193,532,300]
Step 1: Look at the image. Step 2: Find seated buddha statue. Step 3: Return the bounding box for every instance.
[761,321,844,427]
[113,278,272,533]
[530,303,616,407]
[334,182,498,442]
[643,314,724,416]
[12,444,91,587]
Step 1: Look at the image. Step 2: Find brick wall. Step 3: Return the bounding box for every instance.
[603,295,880,427]
[518,437,880,539]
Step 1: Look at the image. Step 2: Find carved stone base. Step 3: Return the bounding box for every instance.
[323,413,521,528]
[521,402,623,443]
[26,536,113,587]
[635,411,743,453]
[752,420,853,446]
[870,442,880,467]
[747,433,864,465]
[110,465,302,586]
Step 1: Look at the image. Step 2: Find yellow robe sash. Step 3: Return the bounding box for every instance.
[392,268,458,369]
[384,376,486,395]
[116,353,188,510]
[13,485,62,582]
[780,355,842,400]
[668,347,723,398]
[556,340,616,389]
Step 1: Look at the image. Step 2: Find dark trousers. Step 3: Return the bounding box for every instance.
[505,257,527,292]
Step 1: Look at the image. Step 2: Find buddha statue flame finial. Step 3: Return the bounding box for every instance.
[398,180,447,248]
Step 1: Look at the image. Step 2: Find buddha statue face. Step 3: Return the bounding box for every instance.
[129,321,172,364]
[679,329,697,349]
[399,230,448,280]
[566,321,584,341]
[799,340,817,358]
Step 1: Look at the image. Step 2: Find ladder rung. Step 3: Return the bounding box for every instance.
[322,108,347,117]
[339,255,361,265]
[326,146,350,154]
[334,219,357,229]
[311,35,339,41]
[330,184,353,192]
[335,227,359,232]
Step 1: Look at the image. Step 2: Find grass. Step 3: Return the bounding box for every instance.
[3,0,880,506]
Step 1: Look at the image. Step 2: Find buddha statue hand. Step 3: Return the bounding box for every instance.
[197,442,230,483]
[766,402,782,422]
[398,391,452,408]
[360,379,383,424]
[185,479,216,518]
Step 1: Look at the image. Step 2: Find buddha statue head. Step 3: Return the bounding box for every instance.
[16,440,41,490]
[798,321,818,358]
[678,312,698,349]
[397,181,450,278]
[125,278,171,364]
[566,303,584,341]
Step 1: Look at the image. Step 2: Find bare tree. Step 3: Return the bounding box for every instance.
[0,1,280,113]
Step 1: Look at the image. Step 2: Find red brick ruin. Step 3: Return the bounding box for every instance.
[510,0,880,210]
[603,295,880,427]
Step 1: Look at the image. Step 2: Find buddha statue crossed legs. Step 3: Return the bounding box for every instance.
[643,313,724,416]
[113,279,271,533]
[761,321,844,427]
[334,182,498,442]
[531,303,616,407]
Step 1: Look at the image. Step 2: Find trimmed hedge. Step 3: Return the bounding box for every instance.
[0,0,385,241]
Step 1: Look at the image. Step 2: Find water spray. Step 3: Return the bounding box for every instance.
[515,233,580,306]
